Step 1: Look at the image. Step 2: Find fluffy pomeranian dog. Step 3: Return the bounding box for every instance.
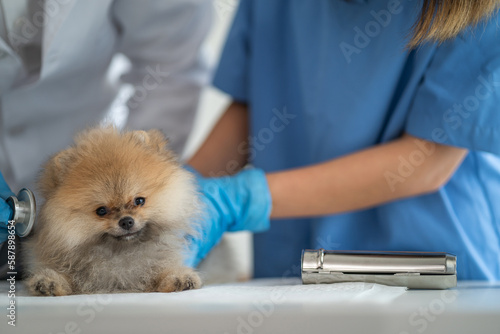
[24,127,202,296]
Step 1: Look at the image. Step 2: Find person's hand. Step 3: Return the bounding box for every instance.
[184,168,272,267]
[0,172,15,243]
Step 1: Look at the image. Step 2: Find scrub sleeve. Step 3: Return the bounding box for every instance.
[406,18,500,154]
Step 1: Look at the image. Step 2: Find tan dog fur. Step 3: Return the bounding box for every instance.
[24,127,201,295]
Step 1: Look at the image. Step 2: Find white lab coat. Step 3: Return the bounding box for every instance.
[0,0,212,191]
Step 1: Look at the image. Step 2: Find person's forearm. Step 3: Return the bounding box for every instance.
[189,102,249,177]
[267,134,468,218]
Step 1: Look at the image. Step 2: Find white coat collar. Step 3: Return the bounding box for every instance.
[0,1,77,55]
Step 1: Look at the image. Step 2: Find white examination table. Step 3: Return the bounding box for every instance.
[1,278,499,333]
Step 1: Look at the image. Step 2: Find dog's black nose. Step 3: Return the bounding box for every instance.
[118,216,134,230]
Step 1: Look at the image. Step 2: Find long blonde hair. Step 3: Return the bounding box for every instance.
[409,0,500,47]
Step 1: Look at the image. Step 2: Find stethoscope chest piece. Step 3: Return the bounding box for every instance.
[6,188,36,237]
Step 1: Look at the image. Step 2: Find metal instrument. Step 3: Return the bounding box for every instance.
[302,249,457,289]
[6,188,36,237]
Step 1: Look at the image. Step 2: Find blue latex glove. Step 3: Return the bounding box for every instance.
[185,168,272,267]
[0,172,15,243]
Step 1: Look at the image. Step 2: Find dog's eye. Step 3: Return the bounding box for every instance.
[134,197,146,207]
[96,206,108,216]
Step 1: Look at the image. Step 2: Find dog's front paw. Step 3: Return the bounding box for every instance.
[26,269,72,296]
[156,267,202,293]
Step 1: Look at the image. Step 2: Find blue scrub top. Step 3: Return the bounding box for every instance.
[213,0,500,280]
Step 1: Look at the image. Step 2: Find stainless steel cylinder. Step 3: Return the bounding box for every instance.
[302,249,457,289]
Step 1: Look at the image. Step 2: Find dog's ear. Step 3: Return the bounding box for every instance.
[38,148,77,197]
[132,130,171,154]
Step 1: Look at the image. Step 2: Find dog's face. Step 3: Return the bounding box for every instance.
[37,128,197,250]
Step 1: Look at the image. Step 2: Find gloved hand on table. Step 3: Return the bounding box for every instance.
[184,168,272,267]
[0,172,15,243]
